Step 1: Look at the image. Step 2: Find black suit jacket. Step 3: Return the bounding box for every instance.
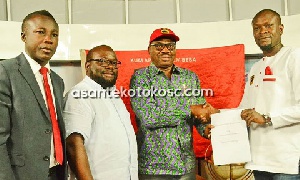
[0,53,67,180]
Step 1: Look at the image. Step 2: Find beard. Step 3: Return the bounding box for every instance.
[89,72,118,89]
[259,44,273,52]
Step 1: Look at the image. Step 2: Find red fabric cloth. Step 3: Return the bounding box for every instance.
[85,44,245,158]
[40,67,63,165]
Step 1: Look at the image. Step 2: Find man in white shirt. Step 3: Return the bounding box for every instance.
[63,45,138,180]
[240,9,300,179]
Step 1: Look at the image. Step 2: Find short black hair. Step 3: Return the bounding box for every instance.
[86,45,115,61]
[21,10,58,31]
[252,9,282,25]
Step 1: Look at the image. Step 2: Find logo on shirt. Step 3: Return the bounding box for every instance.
[250,75,255,85]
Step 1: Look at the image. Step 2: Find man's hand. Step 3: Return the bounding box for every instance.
[241,109,265,126]
[204,103,220,114]
[190,104,211,123]
[190,103,220,123]
[203,124,214,139]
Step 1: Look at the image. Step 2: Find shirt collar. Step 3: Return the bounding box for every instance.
[23,51,51,75]
[148,63,181,76]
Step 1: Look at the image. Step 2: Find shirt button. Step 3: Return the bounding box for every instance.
[45,129,51,134]
[43,156,50,161]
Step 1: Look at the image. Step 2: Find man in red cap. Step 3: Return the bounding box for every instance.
[130,28,217,179]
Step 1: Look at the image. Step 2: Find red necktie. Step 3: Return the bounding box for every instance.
[40,67,63,165]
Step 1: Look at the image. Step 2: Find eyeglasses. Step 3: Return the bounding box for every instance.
[87,58,121,68]
[149,42,176,51]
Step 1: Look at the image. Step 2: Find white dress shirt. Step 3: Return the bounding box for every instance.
[239,47,300,174]
[64,76,138,180]
[23,52,59,168]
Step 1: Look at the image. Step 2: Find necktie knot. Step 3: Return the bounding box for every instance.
[40,67,48,75]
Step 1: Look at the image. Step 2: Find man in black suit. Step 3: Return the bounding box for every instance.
[0,10,66,180]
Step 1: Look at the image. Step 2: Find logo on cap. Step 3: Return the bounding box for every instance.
[161,28,170,34]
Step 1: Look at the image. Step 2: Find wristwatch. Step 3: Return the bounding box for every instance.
[262,114,272,126]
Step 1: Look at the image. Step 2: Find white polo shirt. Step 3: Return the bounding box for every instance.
[64,76,138,180]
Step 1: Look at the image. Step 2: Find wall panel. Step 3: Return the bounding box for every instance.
[180,0,229,23]
[232,0,285,20]
[1,0,299,24]
[128,0,176,24]
[10,0,67,23]
[72,0,125,24]
[288,0,300,15]
[0,0,7,20]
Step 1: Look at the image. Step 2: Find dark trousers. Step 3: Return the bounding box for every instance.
[48,165,65,180]
[253,164,300,180]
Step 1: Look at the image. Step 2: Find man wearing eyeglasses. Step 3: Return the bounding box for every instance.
[63,45,138,180]
[130,28,216,180]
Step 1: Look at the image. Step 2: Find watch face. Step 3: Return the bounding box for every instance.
[263,114,272,126]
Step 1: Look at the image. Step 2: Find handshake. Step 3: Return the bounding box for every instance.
[190,103,220,123]
[190,103,220,139]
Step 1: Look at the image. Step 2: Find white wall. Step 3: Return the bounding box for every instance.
[1,14,300,61]
[1,14,300,92]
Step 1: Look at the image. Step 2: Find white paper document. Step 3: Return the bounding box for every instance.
[211,109,251,165]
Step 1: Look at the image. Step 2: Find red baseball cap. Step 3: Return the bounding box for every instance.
[149,28,180,44]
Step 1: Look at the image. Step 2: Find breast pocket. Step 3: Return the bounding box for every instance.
[262,75,278,101]
[263,75,276,82]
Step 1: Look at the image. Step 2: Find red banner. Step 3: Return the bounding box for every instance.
[85,44,245,158]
